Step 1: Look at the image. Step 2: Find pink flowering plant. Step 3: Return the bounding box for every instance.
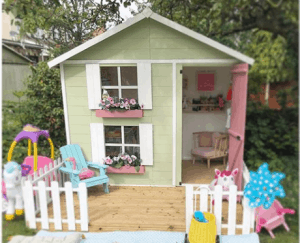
[99,97,143,111]
[103,153,142,172]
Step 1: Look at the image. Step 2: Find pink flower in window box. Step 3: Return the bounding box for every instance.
[104,157,113,164]
[130,99,136,105]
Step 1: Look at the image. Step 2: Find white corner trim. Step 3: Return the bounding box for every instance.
[150,12,255,65]
[48,9,254,68]
[172,63,177,186]
[60,64,70,144]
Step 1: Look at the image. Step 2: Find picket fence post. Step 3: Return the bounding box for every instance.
[24,181,36,229]
[228,185,237,235]
[51,181,62,230]
[214,185,223,235]
[185,185,193,233]
[78,182,88,231]
[65,182,76,231]
[38,181,49,230]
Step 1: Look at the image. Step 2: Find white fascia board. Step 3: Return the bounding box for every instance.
[150,13,255,65]
[48,12,147,68]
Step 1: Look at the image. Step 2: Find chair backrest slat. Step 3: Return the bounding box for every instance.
[60,144,88,171]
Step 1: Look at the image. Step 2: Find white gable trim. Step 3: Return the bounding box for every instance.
[48,8,254,68]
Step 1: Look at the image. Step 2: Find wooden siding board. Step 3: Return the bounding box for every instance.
[152,76,172,87]
[68,116,92,125]
[153,97,173,107]
[152,87,172,97]
[66,96,89,107]
[64,65,86,77]
[68,106,92,116]
[66,87,88,97]
[65,77,87,87]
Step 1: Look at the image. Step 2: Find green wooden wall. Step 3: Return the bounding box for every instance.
[70,19,232,60]
[64,63,173,185]
[65,17,235,186]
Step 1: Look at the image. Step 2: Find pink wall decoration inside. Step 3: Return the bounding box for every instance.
[197,73,215,91]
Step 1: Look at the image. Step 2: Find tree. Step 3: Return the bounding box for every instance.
[133,0,298,100]
[4,0,133,57]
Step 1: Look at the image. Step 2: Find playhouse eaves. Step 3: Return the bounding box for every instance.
[48,8,254,68]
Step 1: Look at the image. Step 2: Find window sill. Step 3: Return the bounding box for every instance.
[96,110,144,118]
[106,165,145,174]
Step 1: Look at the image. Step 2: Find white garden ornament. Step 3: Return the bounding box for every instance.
[3,162,24,220]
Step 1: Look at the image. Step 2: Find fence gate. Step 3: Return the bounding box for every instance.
[23,180,89,231]
[186,184,255,235]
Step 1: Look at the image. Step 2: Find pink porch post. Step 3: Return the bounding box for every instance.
[228,63,249,191]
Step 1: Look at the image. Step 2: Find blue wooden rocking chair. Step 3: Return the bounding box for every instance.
[59,144,109,193]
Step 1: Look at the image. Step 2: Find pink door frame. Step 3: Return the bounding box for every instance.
[228,63,249,191]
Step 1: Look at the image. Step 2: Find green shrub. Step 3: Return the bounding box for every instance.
[2,62,66,165]
[244,101,298,224]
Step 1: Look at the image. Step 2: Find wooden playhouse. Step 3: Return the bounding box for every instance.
[48,7,254,190]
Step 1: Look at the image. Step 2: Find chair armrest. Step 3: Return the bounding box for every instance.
[87,162,108,169]
[59,167,80,175]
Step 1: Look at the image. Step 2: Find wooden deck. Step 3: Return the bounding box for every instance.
[37,184,246,234]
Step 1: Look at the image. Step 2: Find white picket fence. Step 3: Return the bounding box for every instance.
[185,184,255,235]
[22,158,89,231]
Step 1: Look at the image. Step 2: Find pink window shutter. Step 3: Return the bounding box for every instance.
[198,73,214,91]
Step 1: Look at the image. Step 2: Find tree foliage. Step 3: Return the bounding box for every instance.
[133,0,298,86]
[4,0,132,57]
[12,62,66,160]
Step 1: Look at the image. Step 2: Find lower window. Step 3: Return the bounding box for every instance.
[104,125,140,158]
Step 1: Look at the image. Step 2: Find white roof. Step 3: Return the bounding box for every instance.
[48,8,254,68]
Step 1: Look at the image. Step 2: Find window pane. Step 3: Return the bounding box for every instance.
[105,126,121,143]
[125,146,140,158]
[106,146,122,157]
[124,126,139,144]
[121,89,138,101]
[121,67,137,86]
[105,89,119,98]
[101,67,118,86]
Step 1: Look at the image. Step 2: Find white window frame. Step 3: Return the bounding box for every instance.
[104,125,140,156]
[101,66,138,99]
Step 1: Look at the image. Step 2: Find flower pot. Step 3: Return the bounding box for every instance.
[96,110,143,118]
[106,165,145,174]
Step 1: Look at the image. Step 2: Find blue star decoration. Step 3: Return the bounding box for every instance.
[244,163,286,209]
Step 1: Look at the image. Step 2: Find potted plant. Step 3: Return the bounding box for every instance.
[96,97,144,118]
[103,153,145,174]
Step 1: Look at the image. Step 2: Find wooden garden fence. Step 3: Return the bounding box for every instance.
[22,158,89,232]
[185,185,255,235]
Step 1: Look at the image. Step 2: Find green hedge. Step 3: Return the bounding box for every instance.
[244,101,298,224]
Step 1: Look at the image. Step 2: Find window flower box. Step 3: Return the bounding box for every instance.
[106,165,145,174]
[96,109,143,118]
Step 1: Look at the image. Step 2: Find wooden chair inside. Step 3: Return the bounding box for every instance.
[191,132,229,168]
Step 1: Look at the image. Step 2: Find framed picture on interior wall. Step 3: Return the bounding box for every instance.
[197,72,215,91]
[183,78,188,89]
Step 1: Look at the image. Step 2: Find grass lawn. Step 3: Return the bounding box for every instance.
[258,223,299,243]
[2,215,36,243]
